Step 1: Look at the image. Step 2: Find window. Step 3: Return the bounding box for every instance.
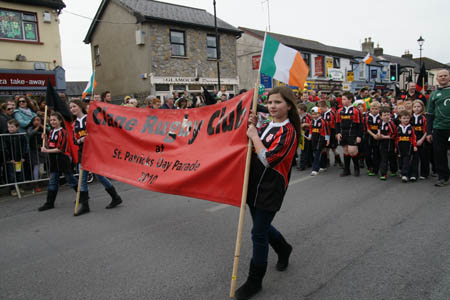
[207,34,218,59]
[302,53,311,76]
[155,84,170,92]
[173,84,186,91]
[170,30,185,57]
[359,62,366,79]
[94,45,100,66]
[0,8,38,42]
[333,57,340,69]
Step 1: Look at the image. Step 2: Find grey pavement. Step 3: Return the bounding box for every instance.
[0,166,449,300]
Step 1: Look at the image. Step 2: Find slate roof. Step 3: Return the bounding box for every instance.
[240,27,420,69]
[65,81,88,97]
[10,0,66,10]
[85,0,240,43]
[412,57,450,70]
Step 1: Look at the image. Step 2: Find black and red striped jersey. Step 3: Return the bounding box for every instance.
[365,113,381,134]
[247,119,298,212]
[48,127,69,156]
[73,115,87,143]
[335,106,363,137]
[310,117,330,150]
[380,120,397,139]
[411,113,427,140]
[396,124,417,154]
[322,109,336,130]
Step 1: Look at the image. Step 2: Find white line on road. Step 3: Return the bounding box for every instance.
[206,176,311,212]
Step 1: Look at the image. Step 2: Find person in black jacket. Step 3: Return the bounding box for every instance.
[235,86,300,300]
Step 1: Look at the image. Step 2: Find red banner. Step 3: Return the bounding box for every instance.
[82,90,253,207]
[314,56,324,77]
[252,55,261,70]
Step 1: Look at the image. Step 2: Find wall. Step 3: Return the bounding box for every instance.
[236,32,262,90]
[89,1,151,99]
[0,1,62,70]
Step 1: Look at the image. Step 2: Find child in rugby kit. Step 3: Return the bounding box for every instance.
[396,110,418,182]
[364,101,382,176]
[309,107,330,176]
[336,92,363,177]
[318,101,342,168]
[411,100,429,179]
[298,103,312,170]
[379,107,398,180]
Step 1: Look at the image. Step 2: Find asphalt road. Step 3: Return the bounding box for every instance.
[0,166,449,300]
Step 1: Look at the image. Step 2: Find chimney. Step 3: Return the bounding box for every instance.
[401,50,413,60]
[361,37,374,54]
[374,42,383,56]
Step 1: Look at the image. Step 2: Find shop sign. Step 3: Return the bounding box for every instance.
[252,55,261,70]
[0,73,56,88]
[151,76,238,85]
[325,57,333,76]
[327,68,344,81]
[260,73,272,89]
[314,56,324,77]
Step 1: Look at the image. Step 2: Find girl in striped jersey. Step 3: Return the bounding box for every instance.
[69,100,123,217]
[235,86,300,300]
[38,112,78,211]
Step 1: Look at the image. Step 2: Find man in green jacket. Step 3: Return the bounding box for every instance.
[426,69,450,187]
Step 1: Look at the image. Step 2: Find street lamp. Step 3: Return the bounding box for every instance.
[417,36,424,66]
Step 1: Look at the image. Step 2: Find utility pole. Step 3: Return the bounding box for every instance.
[213,0,221,90]
[262,0,271,32]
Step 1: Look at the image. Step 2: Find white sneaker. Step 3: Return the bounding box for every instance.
[402,176,408,182]
[311,171,318,176]
[319,168,327,172]
[410,177,417,181]
[419,176,426,180]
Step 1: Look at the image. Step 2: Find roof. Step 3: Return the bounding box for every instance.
[240,27,419,69]
[412,57,450,70]
[9,0,66,10]
[84,0,240,43]
[65,81,88,97]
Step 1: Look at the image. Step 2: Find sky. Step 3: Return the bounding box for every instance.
[59,0,450,81]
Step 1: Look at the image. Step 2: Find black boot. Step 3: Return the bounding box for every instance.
[270,235,292,271]
[74,191,90,216]
[335,153,343,167]
[352,156,360,177]
[38,190,57,211]
[235,260,267,300]
[340,155,351,176]
[105,186,122,209]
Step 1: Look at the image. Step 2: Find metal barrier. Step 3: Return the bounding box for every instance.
[0,132,81,198]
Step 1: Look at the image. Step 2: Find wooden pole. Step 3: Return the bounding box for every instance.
[42,105,48,146]
[229,80,260,298]
[74,168,83,214]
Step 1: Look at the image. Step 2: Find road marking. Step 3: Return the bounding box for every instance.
[289,176,313,186]
[207,176,311,212]
[206,203,229,212]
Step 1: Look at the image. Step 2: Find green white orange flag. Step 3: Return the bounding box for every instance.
[363,53,373,65]
[260,34,309,88]
[82,72,97,99]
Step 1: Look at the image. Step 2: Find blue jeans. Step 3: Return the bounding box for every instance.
[48,171,78,192]
[79,164,112,191]
[249,206,281,265]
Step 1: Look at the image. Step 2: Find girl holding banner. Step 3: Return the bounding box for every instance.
[69,100,123,216]
[235,86,300,300]
[38,112,78,211]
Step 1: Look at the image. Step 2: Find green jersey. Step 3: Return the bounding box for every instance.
[427,86,450,130]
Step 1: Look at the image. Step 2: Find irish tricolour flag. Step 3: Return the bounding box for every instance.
[260,34,309,88]
[82,72,97,99]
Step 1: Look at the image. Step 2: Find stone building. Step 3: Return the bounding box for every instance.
[0,0,66,100]
[84,0,241,101]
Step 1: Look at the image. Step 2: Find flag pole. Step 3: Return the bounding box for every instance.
[42,105,48,146]
[229,78,260,298]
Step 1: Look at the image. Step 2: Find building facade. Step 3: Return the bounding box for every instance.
[84,0,241,101]
[0,0,66,99]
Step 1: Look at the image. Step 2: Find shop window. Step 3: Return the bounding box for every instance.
[155,84,170,92]
[188,84,201,91]
[173,84,186,91]
[170,30,186,57]
[333,57,340,69]
[207,34,219,59]
[0,9,38,42]
[94,45,100,66]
